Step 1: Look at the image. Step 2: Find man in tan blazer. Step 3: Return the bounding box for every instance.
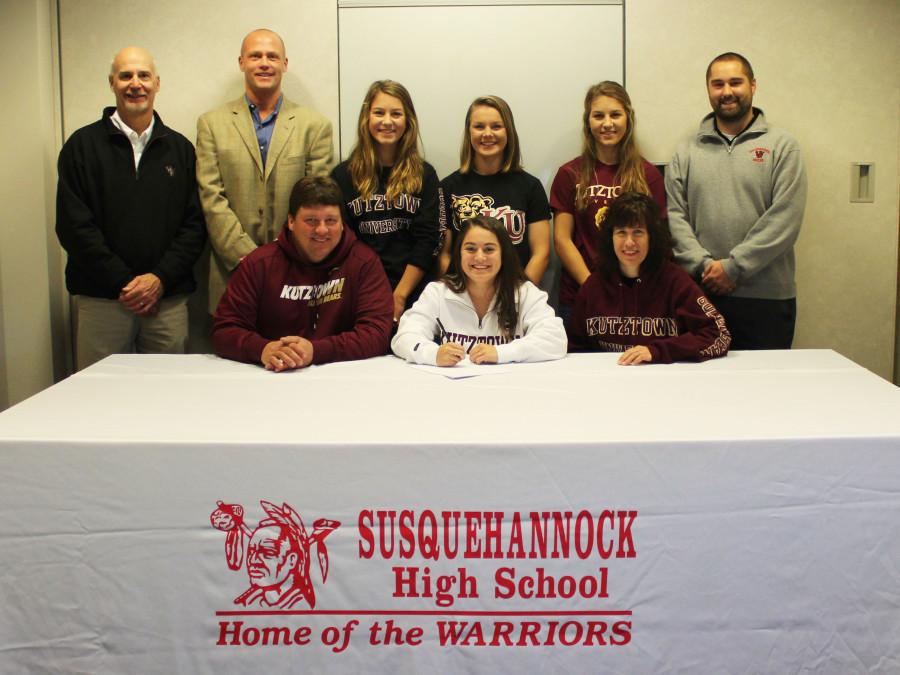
[197,28,333,312]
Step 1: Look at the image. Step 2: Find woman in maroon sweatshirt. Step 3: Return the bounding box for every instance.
[568,192,731,364]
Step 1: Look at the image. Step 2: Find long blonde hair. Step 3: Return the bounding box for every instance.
[459,95,522,174]
[575,81,650,211]
[348,80,424,202]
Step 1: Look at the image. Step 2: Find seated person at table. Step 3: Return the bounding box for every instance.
[568,192,731,365]
[392,216,566,366]
[213,177,393,371]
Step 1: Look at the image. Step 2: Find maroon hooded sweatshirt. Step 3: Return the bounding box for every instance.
[568,260,731,363]
[213,224,393,366]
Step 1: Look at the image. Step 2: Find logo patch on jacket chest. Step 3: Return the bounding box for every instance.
[280,278,345,306]
[749,147,771,163]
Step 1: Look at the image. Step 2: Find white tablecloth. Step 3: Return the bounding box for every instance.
[1,351,899,673]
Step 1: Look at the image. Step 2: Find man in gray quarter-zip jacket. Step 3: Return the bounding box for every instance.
[55,46,206,370]
[665,52,807,350]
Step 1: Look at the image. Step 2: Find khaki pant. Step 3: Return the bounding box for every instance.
[74,295,189,370]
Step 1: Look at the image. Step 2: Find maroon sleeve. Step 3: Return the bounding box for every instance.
[549,162,577,214]
[644,161,668,219]
[647,270,731,363]
[212,257,271,364]
[310,250,394,364]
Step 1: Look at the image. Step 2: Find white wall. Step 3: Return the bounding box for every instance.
[0,0,61,410]
[627,0,900,380]
[337,3,623,183]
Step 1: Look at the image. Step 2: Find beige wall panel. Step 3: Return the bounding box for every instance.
[627,0,900,380]
[59,0,339,142]
[0,0,58,409]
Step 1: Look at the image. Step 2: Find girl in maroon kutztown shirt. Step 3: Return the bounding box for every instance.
[550,81,666,321]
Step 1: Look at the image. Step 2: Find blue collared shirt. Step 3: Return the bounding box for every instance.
[245,94,283,167]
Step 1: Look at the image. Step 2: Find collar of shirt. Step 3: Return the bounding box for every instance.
[110,110,155,170]
[245,94,283,167]
[712,108,760,146]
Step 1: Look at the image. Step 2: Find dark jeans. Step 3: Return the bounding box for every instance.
[710,295,796,350]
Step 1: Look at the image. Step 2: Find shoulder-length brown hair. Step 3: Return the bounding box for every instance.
[444,216,526,339]
[596,192,671,278]
[459,95,522,174]
[576,81,651,211]
[348,80,424,202]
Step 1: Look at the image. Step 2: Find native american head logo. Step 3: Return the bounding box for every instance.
[210,501,339,609]
[452,193,495,226]
[594,205,609,229]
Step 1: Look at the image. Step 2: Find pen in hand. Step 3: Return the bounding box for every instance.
[434,317,465,367]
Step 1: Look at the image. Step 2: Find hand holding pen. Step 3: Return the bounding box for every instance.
[435,317,465,367]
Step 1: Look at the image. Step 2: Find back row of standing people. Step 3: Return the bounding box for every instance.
[55,29,806,370]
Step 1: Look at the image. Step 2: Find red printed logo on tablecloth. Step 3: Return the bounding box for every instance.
[210,500,340,609]
[749,147,771,163]
[211,506,639,653]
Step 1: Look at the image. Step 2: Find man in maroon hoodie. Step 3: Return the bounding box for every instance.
[213,176,393,371]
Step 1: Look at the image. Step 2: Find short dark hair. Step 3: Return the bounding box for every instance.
[706,52,755,82]
[596,192,671,278]
[289,176,343,216]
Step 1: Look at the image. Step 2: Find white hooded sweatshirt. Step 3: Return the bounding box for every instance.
[391,280,566,365]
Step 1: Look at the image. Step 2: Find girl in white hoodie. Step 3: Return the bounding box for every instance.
[392,216,566,366]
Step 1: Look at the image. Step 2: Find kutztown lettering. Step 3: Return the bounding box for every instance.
[347,192,421,216]
[442,332,521,350]
[587,316,678,338]
[280,278,345,305]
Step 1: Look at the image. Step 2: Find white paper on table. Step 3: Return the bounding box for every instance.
[409,357,514,379]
